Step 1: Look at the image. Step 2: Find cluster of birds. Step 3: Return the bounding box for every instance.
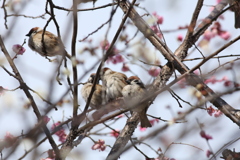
[25,27,152,128]
[81,68,152,128]
[23,1,240,130]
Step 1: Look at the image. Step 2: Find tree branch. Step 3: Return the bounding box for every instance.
[0,36,61,159]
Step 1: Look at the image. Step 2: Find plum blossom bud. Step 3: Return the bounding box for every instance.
[151,25,159,33]
[203,30,215,41]
[150,25,163,39]
[152,12,164,24]
[219,31,231,40]
[206,150,213,158]
[207,106,215,116]
[92,139,106,151]
[100,40,110,50]
[115,54,124,63]
[139,127,147,132]
[224,80,232,87]
[152,11,157,16]
[177,34,183,42]
[148,67,161,77]
[121,63,129,72]
[110,130,120,138]
[200,131,212,140]
[51,122,67,143]
[42,116,50,124]
[107,54,124,64]
[12,44,25,55]
[156,15,163,24]
[214,110,222,117]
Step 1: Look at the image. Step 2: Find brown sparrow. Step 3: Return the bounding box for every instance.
[81,73,103,109]
[122,76,152,128]
[26,27,71,59]
[101,67,127,102]
[229,0,240,28]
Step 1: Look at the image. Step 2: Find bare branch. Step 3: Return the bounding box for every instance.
[0,36,61,160]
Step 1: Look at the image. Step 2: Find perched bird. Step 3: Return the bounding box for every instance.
[81,73,103,109]
[122,76,152,128]
[229,0,240,28]
[26,27,71,59]
[101,67,127,102]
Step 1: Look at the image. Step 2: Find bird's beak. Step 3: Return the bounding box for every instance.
[26,33,30,36]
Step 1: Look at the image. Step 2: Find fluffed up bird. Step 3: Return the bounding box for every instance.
[101,67,127,102]
[81,73,103,109]
[122,76,152,128]
[26,27,71,59]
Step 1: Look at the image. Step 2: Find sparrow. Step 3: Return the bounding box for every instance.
[229,0,240,28]
[81,73,103,109]
[122,76,152,128]
[101,67,127,102]
[26,27,71,59]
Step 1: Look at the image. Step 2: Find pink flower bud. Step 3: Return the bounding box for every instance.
[139,127,147,132]
[12,44,25,55]
[100,40,110,50]
[148,67,161,77]
[219,31,231,40]
[151,25,159,33]
[152,12,157,16]
[92,139,106,151]
[224,80,232,87]
[152,12,164,24]
[200,131,213,140]
[42,116,50,124]
[177,34,183,42]
[206,150,213,158]
[207,106,215,116]
[92,143,100,150]
[121,63,129,72]
[214,110,222,117]
[51,121,66,143]
[156,15,163,24]
[110,130,120,138]
[115,54,124,63]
